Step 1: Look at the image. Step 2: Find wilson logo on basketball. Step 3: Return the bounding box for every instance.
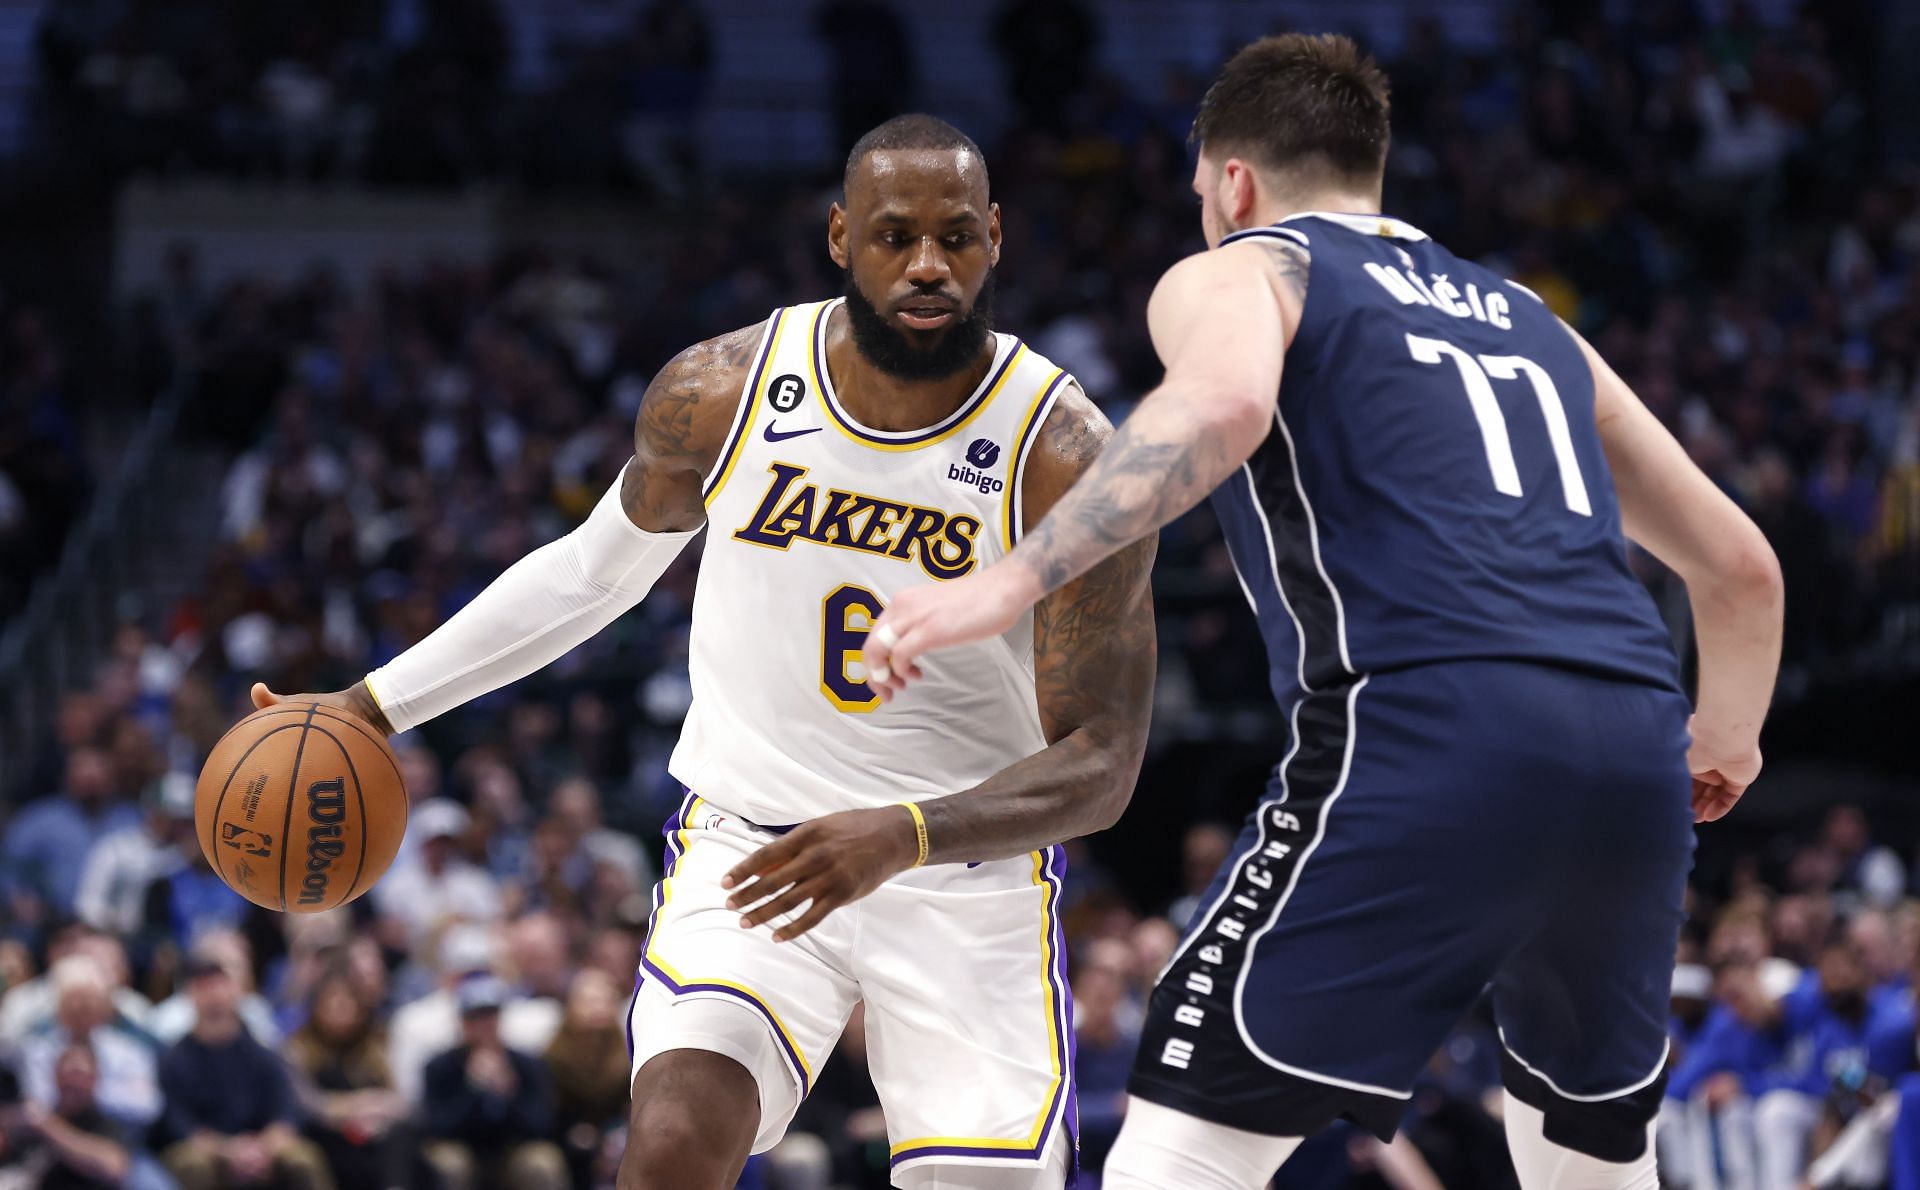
[296,777,349,906]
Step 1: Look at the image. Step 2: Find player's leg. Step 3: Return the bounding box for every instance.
[1491,674,1693,1190]
[1127,672,1569,1151]
[1103,1097,1301,1190]
[620,1045,760,1189]
[855,847,1077,1189]
[620,795,861,1189]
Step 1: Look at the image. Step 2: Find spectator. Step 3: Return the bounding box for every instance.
[1071,950,1138,1172]
[372,799,503,949]
[1,749,141,924]
[144,843,252,951]
[0,1042,132,1190]
[0,927,151,1050]
[541,967,629,1186]
[1756,939,1883,1186]
[285,968,414,1190]
[421,976,566,1190]
[73,771,194,941]
[157,955,333,1190]
[1165,822,1233,930]
[15,954,162,1133]
[1822,806,1909,910]
[388,925,560,1107]
[147,931,280,1048]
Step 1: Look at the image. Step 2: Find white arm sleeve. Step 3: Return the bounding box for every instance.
[364,463,698,734]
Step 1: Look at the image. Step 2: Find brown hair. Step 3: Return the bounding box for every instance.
[1191,34,1391,190]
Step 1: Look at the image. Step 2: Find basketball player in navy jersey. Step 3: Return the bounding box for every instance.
[866,34,1784,1190]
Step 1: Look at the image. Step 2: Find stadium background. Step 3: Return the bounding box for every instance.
[0,0,1914,1186]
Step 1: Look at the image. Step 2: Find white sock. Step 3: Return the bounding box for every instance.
[1502,1091,1658,1190]
[1102,1097,1301,1190]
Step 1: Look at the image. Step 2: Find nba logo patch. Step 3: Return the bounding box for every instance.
[966,438,1000,468]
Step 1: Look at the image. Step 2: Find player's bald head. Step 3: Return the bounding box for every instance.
[843,114,989,205]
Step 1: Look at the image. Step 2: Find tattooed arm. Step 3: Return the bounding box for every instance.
[621,321,768,531]
[864,240,1301,695]
[251,322,766,732]
[724,386,1157,938]
[916,385,1157,860]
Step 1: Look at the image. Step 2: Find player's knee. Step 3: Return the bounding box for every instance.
[1503,1091,1658,1190]
[623,1094,722,1165]
[621,1050,759,1190]
[1104,1098,1299,1190]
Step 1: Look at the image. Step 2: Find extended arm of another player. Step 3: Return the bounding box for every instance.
[253,327,760,733]
[915,392,1158,864]
[863,243,1290,693]
[999,246,1284,599]
[722,392,1156,940]
[1577,327,1784,819]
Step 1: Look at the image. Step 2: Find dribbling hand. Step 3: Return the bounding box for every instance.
[250,681,394,736]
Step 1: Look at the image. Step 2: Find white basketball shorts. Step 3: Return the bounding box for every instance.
[627,793,1077,1185]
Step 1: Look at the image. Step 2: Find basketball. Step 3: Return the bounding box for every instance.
[195,702,408,914]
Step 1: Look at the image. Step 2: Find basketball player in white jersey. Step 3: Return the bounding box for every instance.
[254,114,1156,1189]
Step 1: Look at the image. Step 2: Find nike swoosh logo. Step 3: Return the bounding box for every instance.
[763,423,822,443]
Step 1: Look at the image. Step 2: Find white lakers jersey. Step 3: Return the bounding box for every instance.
[669,298,1072,825]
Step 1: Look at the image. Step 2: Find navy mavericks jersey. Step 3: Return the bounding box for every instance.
[1211,212,1681,705]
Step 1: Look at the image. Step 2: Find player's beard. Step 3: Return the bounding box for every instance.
[841,269,996,382]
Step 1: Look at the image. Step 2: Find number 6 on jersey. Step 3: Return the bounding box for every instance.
[821,583,884,712]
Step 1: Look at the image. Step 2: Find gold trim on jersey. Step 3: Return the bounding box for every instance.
[1001,369,1070,553]
[702,309,790,508]
[809,299,1027,452]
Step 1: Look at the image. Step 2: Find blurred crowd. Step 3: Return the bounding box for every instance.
[0,297,88,626]
[0,0,1918,1188]
[29,0,713,192]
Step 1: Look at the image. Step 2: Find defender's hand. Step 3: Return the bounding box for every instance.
[863,566,1040,702]
[251,681,394,736]
[723,807,920,941]
[1688,715,1761,824]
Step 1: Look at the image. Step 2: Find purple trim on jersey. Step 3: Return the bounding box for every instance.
[888,844,1078,1182]
[1005,370,1070,547]
[624,973,641,1063]
[702,308,786,499]
[812,300,1023,447]
[640,791,813,1095]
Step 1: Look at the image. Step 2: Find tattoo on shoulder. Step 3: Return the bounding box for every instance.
[623,320,766,530]
[1260,240,1310,304]
[1033,382,1113,477]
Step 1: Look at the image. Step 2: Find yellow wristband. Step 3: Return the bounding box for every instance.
[899,801,929,867]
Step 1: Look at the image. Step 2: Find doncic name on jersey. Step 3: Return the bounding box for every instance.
[733,461,985,581]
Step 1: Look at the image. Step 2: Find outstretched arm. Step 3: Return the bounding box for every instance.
[862,239,1299,695]
[722,386,1157,940]
[252,322,765,731]
[1576,325,1783,821]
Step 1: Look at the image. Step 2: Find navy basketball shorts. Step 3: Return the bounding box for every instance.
[1131,659,1694,1162]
